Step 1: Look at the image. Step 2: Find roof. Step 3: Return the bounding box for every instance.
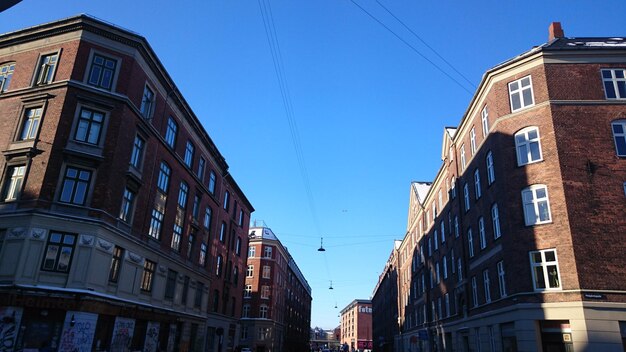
[411,181,432,206]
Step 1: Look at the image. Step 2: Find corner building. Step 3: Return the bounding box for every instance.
[371,241,400,352]
[389,24,626,351]
[0,15,253,351]
[242,226,312,352]
[340,299,373,352]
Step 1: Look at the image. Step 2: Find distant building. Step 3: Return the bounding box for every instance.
[385,22,626,351]
[340,299,373,351]
[0,15,253,351]
[242,226,312,352]
[371,241,401,352]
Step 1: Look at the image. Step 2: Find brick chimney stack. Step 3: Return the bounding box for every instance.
[549,22,564,41]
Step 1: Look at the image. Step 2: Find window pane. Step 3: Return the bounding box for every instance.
[534,267,546,289]
[544,251,556,262]
[616,137,626,156]
[616,70,625,79]
[57,246,73,272]
[531,252,543,263]
[535,188,546,199]
[618,81,626,98]
[602,70,612,79]
[613,124,625,134]
[547,265,560,288]
[522,88,533,105]
[538,201,550,221]
[511,94,521,111]
[604,81,617,98]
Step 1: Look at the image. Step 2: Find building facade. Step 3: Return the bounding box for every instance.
[340,299,373,352]
[381,23,626,352]
[241,226,312,352]
[371,241,400,352]
[0,15,253,351]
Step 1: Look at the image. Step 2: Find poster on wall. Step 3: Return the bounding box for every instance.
[166,323,177,352]
[143,321,160,352]
[110,317,135,352]
[58,311,98,352]
[0,307,23,352]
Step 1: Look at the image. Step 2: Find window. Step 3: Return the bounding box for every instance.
[471,276,478,307]
[530,249,561,290]
[42,231,76,273]
[192,195,200,220]
[238,209,245,227]
[165,117,177,148]
[467,228,474,258]
[199,243,207,266]
[212,289,219,312]
[486,151,495,185]
[108,246,124,283]
[264,246,272,258]
[246,265,254,278]
[119,188,135,222]
[261,285,270,299]
[164,269,177,300]
[184,141,194,168]
[197,157,206,181]
[87,53,117,90]
[3,165,25,201]
[223,190,230,211]
[457,258,463,283]
[235,237,242,256]
[140,259,156,292]
[497,261,507,297]
[492,203,501,239]
[219,222,226,242]
[233,266,239,284]
[59,166,92,205]
[208,171,216,194]
[478,217,486,249]
[203,207,213,230]
[624,182,626,197]
[148,208,164,240]
[187,231,194,259]
[130,135,145,169]
[443,256,448,279]
[451,249,455,274]
[508,76,534,112]
[178,182,188,209]
[483,269,491,303]
[19,107,43,141]
[244,285,252,298]
[445,293,450,317]
[216,255,223,277]
[259,305,268,319]
[451,176,456,199]
[242,304,251,318]
[470,127,477,155]
[140,85,155,118]
[157,162,171,193]
[434,230,439,251]
[601,68,626,99]
[75,108,105,145]
[481,106,489,137]
[262,265,271,279]
[460,144,466,171]
[0,62,15,92]
[171,224,182,251]
[474,169,482,199]
[515,127,543,166]
[463,183,470,212]
[248,245,256,258]
[440,221,445,243]
[522,185,552,225]
[454,216,459,238]
[612,120,626,156]
[195,281,204,308]
[34,53,58,85]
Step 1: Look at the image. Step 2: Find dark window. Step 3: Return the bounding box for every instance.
[140,260,156,292]
[184,141,194,168]
[204,207,212,230]
[164,269,177,300]
[216,255,223,277]
[197,157,206,181]
[148,208,164,240]
[119,188,135,222]
[108,246,124,283]
[41,232,76,273]
[75,108,104,145]
[212,289,219,312]
[219,222,226,242]
[157,162,171,193]
[235,237,242,256]
[164,117,177,148]
[192,195,200,220]
[181,276,190,305]
[130,135,145,169]
[87,54,117,90]
[178,182,189,209]
[195,281,204,308]
[187,231,194,259]
[223,191,230,211]
[208,171,216,194]
[35,53,58,85]
[140,85,155,118]
[59,166,92,205]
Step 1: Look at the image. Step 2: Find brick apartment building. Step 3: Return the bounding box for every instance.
[0,15,253,351]
[371,241,400,352]
[242,226,312,352]
[340,299,373,351]
[372,23,626,351]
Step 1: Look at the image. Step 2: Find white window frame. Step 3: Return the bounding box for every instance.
[261,285,270,299]
[467,228,474,258]
[522,184,552,226]
[3,165,26,202]
[85,51,120,91]
[611,120,626,157]
[33,52,59,86]
[481,106,489,137]
[492,203,501,239]
[443,256,448,279]
[486,151,495,185]
[515,126,543,166]
[140,84,155,118]
[246,265,253,278]
[0,62,15,92]
[474,169,482,199]
[471,276,478,307]
[470,127,477,155]
[478,217,486,249]
[601,68,626,99]
[463,183,470,212]
[508,75,535,112]
[497,260,507,297]
[483,269,491,303]
[248,245,255,258]
[460,144,466,171]
[264,246,272,258]
[262,265,271,279]
[529,249,562,291]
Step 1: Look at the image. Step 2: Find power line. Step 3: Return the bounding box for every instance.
[347,0,475,95]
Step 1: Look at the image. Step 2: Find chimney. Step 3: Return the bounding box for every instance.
[549,22,564,41]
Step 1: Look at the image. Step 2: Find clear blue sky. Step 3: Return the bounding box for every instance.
[2,0,625,329]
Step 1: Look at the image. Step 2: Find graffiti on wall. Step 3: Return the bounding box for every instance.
[143,321,160,352]
[58,311,98,352]
[110,317,135,352]
[0,307,23,352]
